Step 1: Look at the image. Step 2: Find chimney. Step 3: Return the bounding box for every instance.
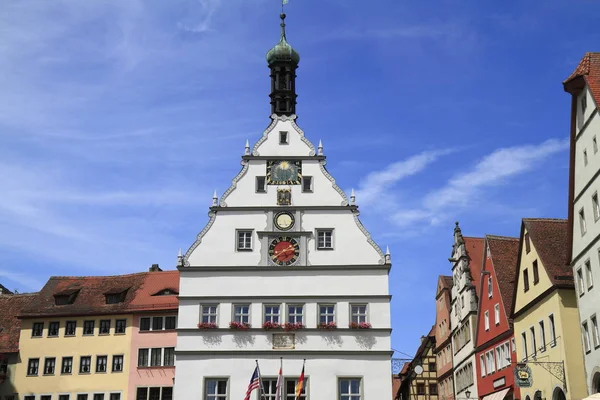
[149,264,162,272]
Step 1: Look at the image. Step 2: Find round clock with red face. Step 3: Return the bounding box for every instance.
[269,237,300,266]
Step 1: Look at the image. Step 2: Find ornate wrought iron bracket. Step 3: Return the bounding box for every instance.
[518,360,566,391]
[391,358,412,375]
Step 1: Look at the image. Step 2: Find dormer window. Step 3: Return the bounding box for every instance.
[152,289,179,296]
[53,290,80,306]
[55,296,70,305]
[105,290,128,304]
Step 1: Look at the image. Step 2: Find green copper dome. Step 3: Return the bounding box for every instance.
[266,14,300,65]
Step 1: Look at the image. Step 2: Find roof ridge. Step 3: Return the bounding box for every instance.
[47,271,175,280]
[523,218,567,223]
[463,236,484,240]
[486,234,519,241]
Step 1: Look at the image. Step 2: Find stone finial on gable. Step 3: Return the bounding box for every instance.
[350,188,356,205]
[177,248,184,267]
[245,139,250,156]
[318,139,323,155]
[385,245,391,264]
[212,190,218,206]
[454,221,465,245]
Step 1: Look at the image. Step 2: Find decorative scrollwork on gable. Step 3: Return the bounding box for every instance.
[251,117,279,156]
[253,114,316,156]
[352,209,386,264]
[319,160,349,206]
[219,160,249,207]
[183,210,217,266]
[288,116,316,156]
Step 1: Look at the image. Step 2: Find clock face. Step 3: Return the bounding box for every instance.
[269,237,300,266]
[266,160,302,185]
[274,211,295,231]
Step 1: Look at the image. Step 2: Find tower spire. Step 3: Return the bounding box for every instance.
[266,12,300,117]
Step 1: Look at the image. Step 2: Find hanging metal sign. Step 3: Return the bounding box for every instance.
[515,364,533,388]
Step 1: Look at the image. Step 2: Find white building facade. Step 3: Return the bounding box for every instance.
[174,14,392,400]
[449,224,482,400]
[565,52,600,395]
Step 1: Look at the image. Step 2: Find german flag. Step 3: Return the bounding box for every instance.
[295,361,305,399]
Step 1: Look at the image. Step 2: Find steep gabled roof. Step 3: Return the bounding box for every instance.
[0,283,13,295]
[436,275,453,298]
[0,293,36,353]
[524,219,571,285]
[20,270,179,318]
[564,52,600,107]
[464,237,485,297]
[487,235,520,317]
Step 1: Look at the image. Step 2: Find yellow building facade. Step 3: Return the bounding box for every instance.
[512,219,587,400]
[396,328,439,400]
[13,315,133,400]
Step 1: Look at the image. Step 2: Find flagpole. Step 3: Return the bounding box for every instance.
[256,359,267,400]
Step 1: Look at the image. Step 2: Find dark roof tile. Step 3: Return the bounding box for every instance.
[486,235,520,317]
[0,293,36,353]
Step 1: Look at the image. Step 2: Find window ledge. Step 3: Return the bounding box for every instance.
[316,247,334,251]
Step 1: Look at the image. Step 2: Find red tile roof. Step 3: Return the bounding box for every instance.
[0,293,36,353]
[464,237,485,297]
[487,235,520,317]
[564,52,600,107]
[523,218,571,286]
[20,270,179,318]
[441,275,453,289]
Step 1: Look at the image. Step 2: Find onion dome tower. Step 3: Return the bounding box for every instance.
[266,13,300,117]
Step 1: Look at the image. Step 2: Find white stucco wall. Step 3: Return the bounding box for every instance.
[571,86,600,394]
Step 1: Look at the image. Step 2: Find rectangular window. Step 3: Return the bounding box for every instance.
[93,395,105,400]
[484,311,490,331]
[428,362,436,371]
[162,388,173,400]
[59,396,70,400]
[302,176,313,193]
[151,348,162,367]
[494,304,500,325]
[279,131,288,144]
[549,314,557,347]
[152,316,163,331]
[115,319,126,334]
[262,379,278,400]
[27,358,39,375]
[164,347,175,366]
[237,230,253,251]
[523,269,530,292]
[533,260,539,284]
[287,305,304,324]
[582,94,588,114]
[83,320,95,335]
[530,327,537,357]
[48,321,60,337]
[585,260,594,289]
[77,395,89,400]
[96,355,108,373]
[140,317,151,331]
[205,378,228,400]
[202,305,218,324]
[44,357,56,375]
[511,337,516,353]
[339,378,361,399]
[416,383,425,395]
[594,193,600,221]
[429,384,438,395]
[525,233,531,253]
[233,304,250,324]
[316,229,333,250]
[65,320,76,336]
[136,388,148,400]
[138,349,149,367]
[165,316,176,330]
[583,321,591,353]
[149,389,160,400]
[32,322,44,337]
[578,268,585,296]
[594,136,598,153]
[592,315,600,349]
[61,356,73,374]
[80,356,91,373]
[24,397,35,400]
[109,395,121,400]
[256,176,267,193]
[350,304,367,324]
[319,304,335,324]
[480,354,486,377]
[521,332,528,360]
[41,397,51,400]
[488,276,493,298]
[99,320,111,335]
[286,379,306,400]
[539,321,546,352]
[112,355,124,372]
[264,305,281,324]
[580,208,587,235]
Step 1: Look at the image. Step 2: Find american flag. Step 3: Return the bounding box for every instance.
[244,366,260,400]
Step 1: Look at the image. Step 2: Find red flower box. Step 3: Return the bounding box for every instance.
[197,322,218,329]
[284,322,305,331]
[262,321,283,330]
[349,322,372,329]
[229,321,251,330]
[317,322,337,330]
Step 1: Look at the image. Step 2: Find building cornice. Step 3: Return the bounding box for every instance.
[434,336,452,353]
[512,285,574,320]
[574,108,598,140]
[175,349,394,357]
[241,155,326,161]
[437,367,454,381]
[177,294,392,301]
[177,328,392,333]
[208,205,359,212]
[570,229,600,265]
[178,264,391,273]
[475,329,513,352]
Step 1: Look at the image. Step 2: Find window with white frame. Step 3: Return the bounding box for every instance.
[350,304,367,324]
[61,356,73,374]
[44,357,56,375]
[96,355,108,373]
[256,176,267,193]
[530,327,537,356]
[484,311,490,331]
[494,304,500,325]
[593,193,600,221]
[584,149,589,166]
[205,378,228,400]
[319,304,335,324]
[302,176,313,193]
[136,387,173,400]
[233,304,250,323]
[594,136,598,154]
[488,276,493,298]
[521,332,528,360]
[511,337,516,353]
[549,314,556,347]
[237,230,253,251]
[480,355,486,377]
[316,229,333,250]
[279,131,289,144]
[591,315,600,349]
[539,320,546,352]
[583,321,591,353]
[585,260,594,289]
[262,379,278,400]
[112,355,124,372]
[580,208,587,235]
[264,305,281,324]
[578,268,585,296]
[339,378,360,400]
[486,351,495,374]
[286,379,306,400]
[202,305,218,324]
[287,304,304,324]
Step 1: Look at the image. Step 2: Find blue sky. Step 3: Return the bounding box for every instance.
[1,0,599,357]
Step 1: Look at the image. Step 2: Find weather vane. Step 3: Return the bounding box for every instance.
[281,0,288,14]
